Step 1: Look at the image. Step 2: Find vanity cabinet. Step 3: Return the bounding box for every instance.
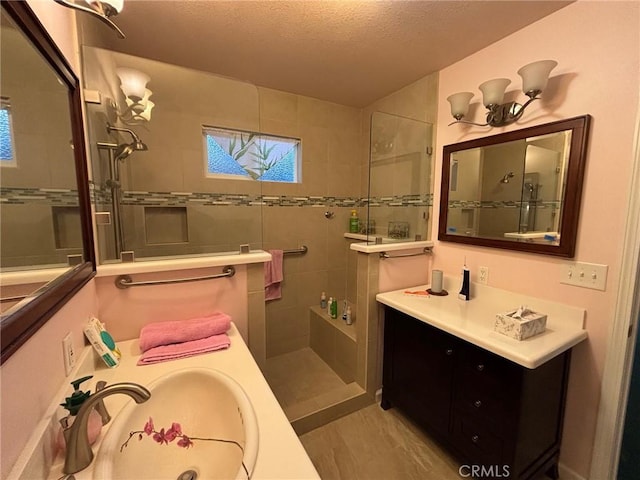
[381,306,570,480]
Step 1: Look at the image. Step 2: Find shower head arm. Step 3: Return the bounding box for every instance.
[106,123,143,144]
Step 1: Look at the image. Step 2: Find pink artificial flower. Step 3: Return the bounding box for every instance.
[177,435,193,449]
[144,417,154,436]
[165,422,182,442]
[153,428,168,445]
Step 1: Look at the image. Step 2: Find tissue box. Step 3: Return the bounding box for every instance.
[494,309,547,340]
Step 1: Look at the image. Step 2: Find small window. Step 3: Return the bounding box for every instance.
[0,97,16,167]
[203,126,300,183]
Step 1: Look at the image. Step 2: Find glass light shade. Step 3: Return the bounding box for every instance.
[136,101,154,122]
[116,68,150,102]
[517,60,558,95]
[446,92,474,119]
[478,78,511,107]
[126,89,152,113]
[89,0,124,14]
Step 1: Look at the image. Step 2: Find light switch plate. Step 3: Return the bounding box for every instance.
[560,262,608,291]
[62,332,75,376]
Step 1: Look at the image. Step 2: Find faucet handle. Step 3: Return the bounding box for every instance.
[93,381,111,425]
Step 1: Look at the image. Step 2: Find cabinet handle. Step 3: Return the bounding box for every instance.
[474,400,482,408]
[476,364,485,372]
[471,435,479,443]
[445,348,454,356]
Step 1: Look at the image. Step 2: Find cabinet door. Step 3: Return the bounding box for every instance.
[383,307,459,436]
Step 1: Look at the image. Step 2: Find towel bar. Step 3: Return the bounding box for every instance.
[115,266,235,289]
[379,247,432,259]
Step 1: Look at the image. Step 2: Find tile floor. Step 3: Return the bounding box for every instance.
[299,403,462,479]
[263,347,364,421]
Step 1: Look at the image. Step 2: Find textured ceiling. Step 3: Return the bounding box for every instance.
[79,0,573,107]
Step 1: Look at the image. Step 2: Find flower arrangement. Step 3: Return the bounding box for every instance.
[120,417,243,453]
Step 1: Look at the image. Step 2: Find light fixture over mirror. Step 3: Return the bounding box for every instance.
[115,68,154,124]
[447,60,558,128]
[53,0,125,38]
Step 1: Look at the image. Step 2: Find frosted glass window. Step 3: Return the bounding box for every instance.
[203,126,300,183]
[0,99,16,166]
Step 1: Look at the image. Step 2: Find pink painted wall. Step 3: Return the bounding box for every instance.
[429,2,638,476]
[0,3,89,477]
[94,265,249,341]
[0,281,99,478]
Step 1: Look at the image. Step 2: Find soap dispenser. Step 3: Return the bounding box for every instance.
[56,375,103,452]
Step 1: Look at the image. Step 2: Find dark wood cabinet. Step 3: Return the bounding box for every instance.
[381,306,570,480]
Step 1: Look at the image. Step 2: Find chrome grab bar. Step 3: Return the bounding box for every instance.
[379,247,432,259]
[115,265,235,289]
[283,245,308,255]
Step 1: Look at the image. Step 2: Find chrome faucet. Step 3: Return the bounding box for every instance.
[62,382,151,474]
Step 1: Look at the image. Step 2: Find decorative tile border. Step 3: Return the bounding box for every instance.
[116,191,433,208]
[2,186,433,208]
[0,187,79,205]
[448,200,561,209]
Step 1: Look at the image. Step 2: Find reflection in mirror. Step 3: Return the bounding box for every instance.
[0,11,82,272]
[366,112,433,244]
[82,46,263,263]
[0,1,95,364]
[439,116,591,257]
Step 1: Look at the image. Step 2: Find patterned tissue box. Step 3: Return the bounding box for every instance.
[494,308,547,340]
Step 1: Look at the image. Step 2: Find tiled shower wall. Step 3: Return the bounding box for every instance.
[258,88,364,357]
[1,27,82,268]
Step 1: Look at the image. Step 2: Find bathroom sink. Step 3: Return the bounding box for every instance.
[93,368,258,480]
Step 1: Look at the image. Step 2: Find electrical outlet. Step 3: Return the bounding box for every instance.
[479,266,489,285]
[560,262,608,291]
[62,332,75,376]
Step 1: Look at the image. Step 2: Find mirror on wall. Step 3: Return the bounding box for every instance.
[81,46,264,263]
[439,115,591,257]
[0,1,95,363]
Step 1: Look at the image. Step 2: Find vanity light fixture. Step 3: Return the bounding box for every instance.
[447,60,558,128]
[53,0,125,38]
[115,68,154,124]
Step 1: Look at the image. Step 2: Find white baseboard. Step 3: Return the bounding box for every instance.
[559,463,586,480]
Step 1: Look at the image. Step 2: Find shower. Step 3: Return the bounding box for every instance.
[500,171,515,183]
[107,123,148,162]
[97,124,148,259]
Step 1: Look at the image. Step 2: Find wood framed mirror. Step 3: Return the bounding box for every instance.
[0,1,96,364]
[439,115,591,257]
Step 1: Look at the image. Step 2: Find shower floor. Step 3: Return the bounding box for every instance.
[264,347,364,421]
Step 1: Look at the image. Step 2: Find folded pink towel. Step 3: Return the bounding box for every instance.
[137,334,231,365]
[264,249,284,301]
[139,313,231,353]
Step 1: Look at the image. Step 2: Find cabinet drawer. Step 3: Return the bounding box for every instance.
[459,344,521,395]
[451,413,506,466]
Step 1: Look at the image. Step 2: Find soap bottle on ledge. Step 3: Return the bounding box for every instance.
[56,375,103,452]
[349,210,359,233]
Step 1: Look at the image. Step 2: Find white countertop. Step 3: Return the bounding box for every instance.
[16,324,318,480]
[376,279,587,369]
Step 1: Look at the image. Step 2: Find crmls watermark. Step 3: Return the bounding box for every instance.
[459,464,511,478]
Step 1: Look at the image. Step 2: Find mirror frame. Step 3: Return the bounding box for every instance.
[438,115,591,258]
[0,1,96,364]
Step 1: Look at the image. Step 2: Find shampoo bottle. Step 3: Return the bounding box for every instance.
[349,210,359,233]
[458,265,470,301]
[327,297,334,315]
[330,298,338,319]
[320,292,327,309]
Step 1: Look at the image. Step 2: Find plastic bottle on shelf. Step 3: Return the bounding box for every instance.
[349,210,359,233]
[346,306,353,325]
[327,297,333,315]
[330,298,338,319]
[320,292,327,309]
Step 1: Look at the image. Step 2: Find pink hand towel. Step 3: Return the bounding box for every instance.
[137,334,230,365]
[264,249,284,301]
[139,313,231,353]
